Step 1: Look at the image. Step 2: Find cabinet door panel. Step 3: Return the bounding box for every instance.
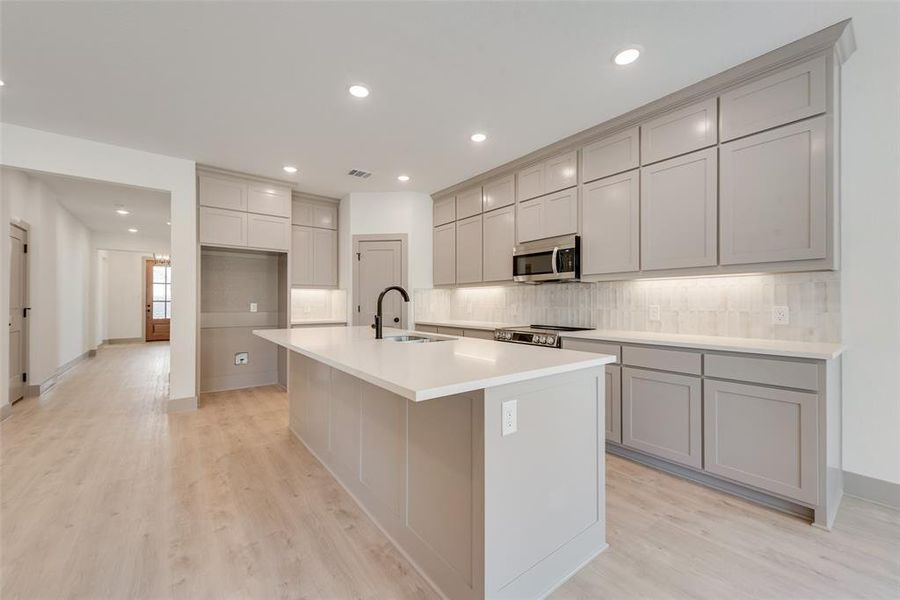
[199,206,247,247]
[704,380,818,504]
[482,174,516,211]
[456,187,483,220]
[606,365,622,444]
[641,97,718,164]
[581,127,640,183]
[292,199,315,226]
[542,188,578,239]
[313,203,338,230]
[199,174,248,211]
[482,205,515,282]
[247,214,290,250]
[582,170,639,275]
[433,222,456,285]
[433,196,456,226]
[516,163,545,202]
[455,214,483,284]
[622,368,702,468]
[313,228,338,286]
[291,226,314,285]
[720,116,827,265]
[248,183,291,217]
[721,55,826,141]
[545,150,578,194]
[641,148,718,270]
[516,197,544,243]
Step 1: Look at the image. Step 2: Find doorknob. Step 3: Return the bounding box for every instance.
[393,317,400,323]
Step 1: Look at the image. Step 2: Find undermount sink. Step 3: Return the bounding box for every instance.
[383,334,451,343]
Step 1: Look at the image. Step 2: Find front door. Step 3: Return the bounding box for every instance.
[8,225,27,402]
[145,260,171,342]
[354,240,403,328]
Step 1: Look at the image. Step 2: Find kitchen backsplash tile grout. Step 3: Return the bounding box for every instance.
[414,272,841,343]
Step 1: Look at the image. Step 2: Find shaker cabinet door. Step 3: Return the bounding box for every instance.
[640,148,718,271]
[248,183,291,218]
[482,205,515,282]
[482,174,516,212]
[455,214,483,284]
[581,126,640,183]
[199,206,247,247]
[433,196,456,226]
[516,197,544,243]
[544,150,578,194]
[542,187,578,239]
[516,163,545,203]
[199,174,248,211]
[456,187,484,220]
[606,365,622,444]
[719,116,827,265]
[247,213,290,251]
[582,169,640,275]
[433,222,457,285]
[641,97,717,165]
[313,228,338,286]
[291,225,314,285]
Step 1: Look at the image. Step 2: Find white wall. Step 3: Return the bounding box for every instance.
[104,250,152,340]
[0,124,197,411]
[340,192,433,324]
[93,231,170,254]
[1,168,94,387]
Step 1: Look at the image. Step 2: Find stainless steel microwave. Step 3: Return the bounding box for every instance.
[512,235,580,283]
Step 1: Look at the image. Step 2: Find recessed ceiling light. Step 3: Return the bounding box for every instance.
[128,228,138,233]
[470,133,487,143]
[613,47,641,66]
[348,84,370,98]
[0,80,5,87]
[116,208,130,215]
[283,165,298,174]
[397,175,410,182]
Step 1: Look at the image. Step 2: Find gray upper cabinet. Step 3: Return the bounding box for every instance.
[720,116,827,265]
[199,174,247,211]
[291,225,337,286]
[455,187,483,220]
[313,203,338,229]
[582,169,640,275]
[293,197,338,229]
[455,214,483,284]
[199,205,247,247]
[482,174,516,212]
[517,187,578,243]
[247,213,290,251]
[720,55,826,141]
[581,126,640,183]
[482,205,515,282]
[515,150,578,202]
[641,98,718,165]
[433,222,456,285]
[704,379,818,504]
[516,197,544,243]
[622,367,702,469]
[291,226,314,284]
[433,196,456,226]
[248,183,291,217]
[640,147,718,270]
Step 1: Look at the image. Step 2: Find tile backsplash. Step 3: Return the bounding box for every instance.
[291,288,347,322]
[414,272,840,343]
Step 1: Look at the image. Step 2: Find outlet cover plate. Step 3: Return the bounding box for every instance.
[235,352,249,365]
[501,399,518,436]
[649,305,661,322]
[772,306,790,325]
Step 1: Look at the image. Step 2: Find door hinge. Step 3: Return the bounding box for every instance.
[22,372,27,383]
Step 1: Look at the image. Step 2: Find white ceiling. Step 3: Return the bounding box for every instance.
[0,1,859,198]
[32,172,171,239]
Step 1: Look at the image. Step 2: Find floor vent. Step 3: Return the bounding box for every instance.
[347,169,373,179]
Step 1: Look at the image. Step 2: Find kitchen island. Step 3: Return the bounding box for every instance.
[254,326,615,600]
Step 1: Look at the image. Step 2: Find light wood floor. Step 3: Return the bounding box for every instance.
[1,343,897,599]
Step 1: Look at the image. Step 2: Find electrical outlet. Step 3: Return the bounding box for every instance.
[249,302,258,313]
[303,304,312,314]
[649,305,661,322]
[772,305,790,325]
[501,400,518,436]
[234,352,249,365]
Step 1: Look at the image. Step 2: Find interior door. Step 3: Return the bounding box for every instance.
[355,240,403,329]
[8,225,27,402]
[145,260,171,342]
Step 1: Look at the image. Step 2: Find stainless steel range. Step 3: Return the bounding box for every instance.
[493,324,594,348]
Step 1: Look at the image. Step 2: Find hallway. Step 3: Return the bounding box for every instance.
[1,343,897,599]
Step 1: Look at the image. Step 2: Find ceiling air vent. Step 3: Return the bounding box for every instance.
[347,169,373,179]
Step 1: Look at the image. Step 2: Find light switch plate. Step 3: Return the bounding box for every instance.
[772,305,790,325]
[501,399,518,436]
[649,305,661,322]
[234,352,249,365]
[249,302,258,313]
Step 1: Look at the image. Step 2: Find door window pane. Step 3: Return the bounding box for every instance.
[165,302,171,319]
[153,265,167,283]
[153,283,167,301]
[165,284,172,301]
[152,302,166,318]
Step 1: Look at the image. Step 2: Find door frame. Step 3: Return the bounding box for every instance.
[9,221,31,402]
[352,234,409,328]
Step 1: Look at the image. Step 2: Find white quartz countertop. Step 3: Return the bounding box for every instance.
[560,329,844,360]
[414,319,524,331]
[254,326,615,401]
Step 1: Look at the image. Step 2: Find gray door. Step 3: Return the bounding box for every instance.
[8,225,27,402]
[355,239,403,328]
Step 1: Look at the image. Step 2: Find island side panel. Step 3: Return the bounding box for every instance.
[287,350,486,600]
[482,366,607,599]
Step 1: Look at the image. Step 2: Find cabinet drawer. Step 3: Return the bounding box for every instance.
[482,174,515,211]
[581,126,640,183]
[433,196,456,226]
[415,324,439,334]
[456,187,483,220]
[248,183,291,217]
[622,345,701,375]
[641,97,717,164]
[720,55,826,141]
[561,338,621,364]
[704,379,818,504]
[463,328,493,340]
[248,213,290,251]
[704,354,819,391]
[199,174,248,211]
[199,206,247,247]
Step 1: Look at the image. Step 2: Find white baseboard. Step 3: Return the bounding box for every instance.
[844,470,900,510]
[166,395,197,412]
[0,403,11,421]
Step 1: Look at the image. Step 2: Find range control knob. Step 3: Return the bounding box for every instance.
[547,336,557,345]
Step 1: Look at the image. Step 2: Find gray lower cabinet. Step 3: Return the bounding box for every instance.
[622,367,702,468]
[703,379,818,504]
[640,147,718,270]
[433,222,457,285]
[456,214,483,284]
[582,169,640,275]
[482,205,515,282]
[605,365,622,444]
